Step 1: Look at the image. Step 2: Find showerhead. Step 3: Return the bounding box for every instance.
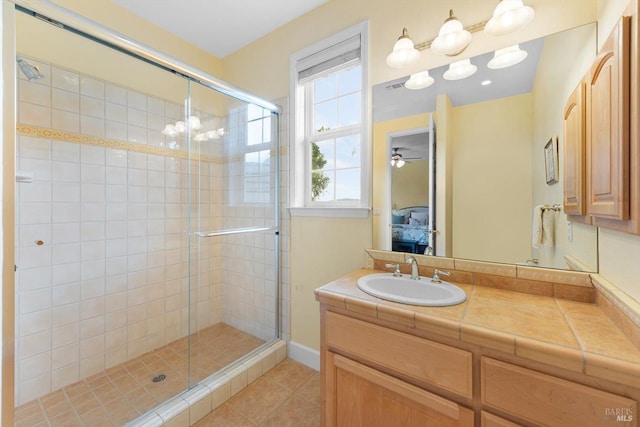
[16,56,44,82]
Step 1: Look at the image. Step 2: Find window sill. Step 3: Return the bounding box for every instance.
[289,207,371,218]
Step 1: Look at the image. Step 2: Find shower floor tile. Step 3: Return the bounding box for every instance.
[14,323,265,427]
[195,359,320,427]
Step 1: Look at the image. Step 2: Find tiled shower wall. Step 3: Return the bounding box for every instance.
[14,58,224,405]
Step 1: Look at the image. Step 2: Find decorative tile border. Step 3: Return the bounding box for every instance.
[17,123,222,163]
[17,124,289,164]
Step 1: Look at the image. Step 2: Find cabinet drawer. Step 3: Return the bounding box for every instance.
[325,311,472,398]
[481,358,637,427]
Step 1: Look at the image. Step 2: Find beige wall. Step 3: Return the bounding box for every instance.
[391,160,429,210]
[451,94,533,264]
[290,216,370,350]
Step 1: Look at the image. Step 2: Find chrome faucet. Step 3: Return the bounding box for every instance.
[431,269,451,283]
[406,256,419,280]
[385,263,402,277]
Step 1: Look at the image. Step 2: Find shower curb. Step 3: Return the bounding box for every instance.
[127,339,287,426]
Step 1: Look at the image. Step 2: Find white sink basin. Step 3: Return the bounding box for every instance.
[356,273,466,307]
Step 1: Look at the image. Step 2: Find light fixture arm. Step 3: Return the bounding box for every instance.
[414,19,487,52]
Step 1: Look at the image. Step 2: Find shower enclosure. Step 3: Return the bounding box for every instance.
[12,1,282,425]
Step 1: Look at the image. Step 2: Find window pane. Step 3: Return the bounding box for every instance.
[313,170,334,202]
[245,151,260,174]
[335,168,360,201]
[262,116,272,144]
[247,103,264,121]
[335,135,360,169]
[338,65,361,95]
[244,149,271,203]
[314,139,334,170]
[314,99,337,132]
[337,92,361,127]
[247,120,263,146]
[314,74,336,102]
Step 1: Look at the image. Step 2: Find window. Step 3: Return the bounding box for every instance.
[291,22,369,215]
[227,103,275,205]
[244,104,272,204]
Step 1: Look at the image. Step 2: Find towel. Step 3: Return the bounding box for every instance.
[531,205,544,248]
[532,205,555,248]
[541,208,555,247]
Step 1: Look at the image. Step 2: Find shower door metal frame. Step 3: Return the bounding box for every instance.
[10,0,282,400]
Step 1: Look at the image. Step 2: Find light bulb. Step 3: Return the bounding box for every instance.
[174,121,186,134]
[431,10,472,56]
[188,116,202,131]
[405,71,435,90]
[487,45,528,69]
[161,124,177,137]
[386,28,421,68]
[485,0,535,36]
[443,59,477,80]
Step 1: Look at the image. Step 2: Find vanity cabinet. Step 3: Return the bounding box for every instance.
[320,303,639,427]
[563,81,588,221]
[586,16,631,222]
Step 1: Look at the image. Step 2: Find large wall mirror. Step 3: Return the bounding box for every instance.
[372,22,599,272]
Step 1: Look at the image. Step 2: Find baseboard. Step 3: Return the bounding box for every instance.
[287,340,320,371]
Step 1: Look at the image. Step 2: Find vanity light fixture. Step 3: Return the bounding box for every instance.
[404,70,435,90]
[385,2,535,69]
[484,0,535,36]
[386,28,421,68]
[487,44,528,69]
[443,59,477,80]
[431,10,472,56]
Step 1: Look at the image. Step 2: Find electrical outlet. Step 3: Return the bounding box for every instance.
[567,221,573,242]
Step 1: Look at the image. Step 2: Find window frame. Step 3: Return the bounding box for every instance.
[289,21,370,218]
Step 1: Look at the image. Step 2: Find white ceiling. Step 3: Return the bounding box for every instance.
[110,0,328,58]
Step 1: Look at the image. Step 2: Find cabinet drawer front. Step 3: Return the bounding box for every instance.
[481,358,637,427]
[325,311,472,398]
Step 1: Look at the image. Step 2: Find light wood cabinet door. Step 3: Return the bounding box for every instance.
[564,81,587,219]
[327,352,474,427]
[586,16,631,221]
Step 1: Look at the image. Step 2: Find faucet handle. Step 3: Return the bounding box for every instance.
[385,263,402,277]
[432,269,451,283]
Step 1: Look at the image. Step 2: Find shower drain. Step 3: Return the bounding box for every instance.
[152,374,167,383]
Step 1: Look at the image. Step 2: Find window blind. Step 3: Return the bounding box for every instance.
[297,34,361,83]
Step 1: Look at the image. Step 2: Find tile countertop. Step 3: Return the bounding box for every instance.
[314,269,640,389]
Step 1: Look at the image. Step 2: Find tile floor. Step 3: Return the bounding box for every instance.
[194,358,320,427]
[14,323,265,426]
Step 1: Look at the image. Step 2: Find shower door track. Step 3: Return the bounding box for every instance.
[11,0,281,114]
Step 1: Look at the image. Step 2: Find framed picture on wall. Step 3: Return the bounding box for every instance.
[544,137,558,184]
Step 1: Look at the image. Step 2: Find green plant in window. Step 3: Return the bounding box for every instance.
[311,142,330,201]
